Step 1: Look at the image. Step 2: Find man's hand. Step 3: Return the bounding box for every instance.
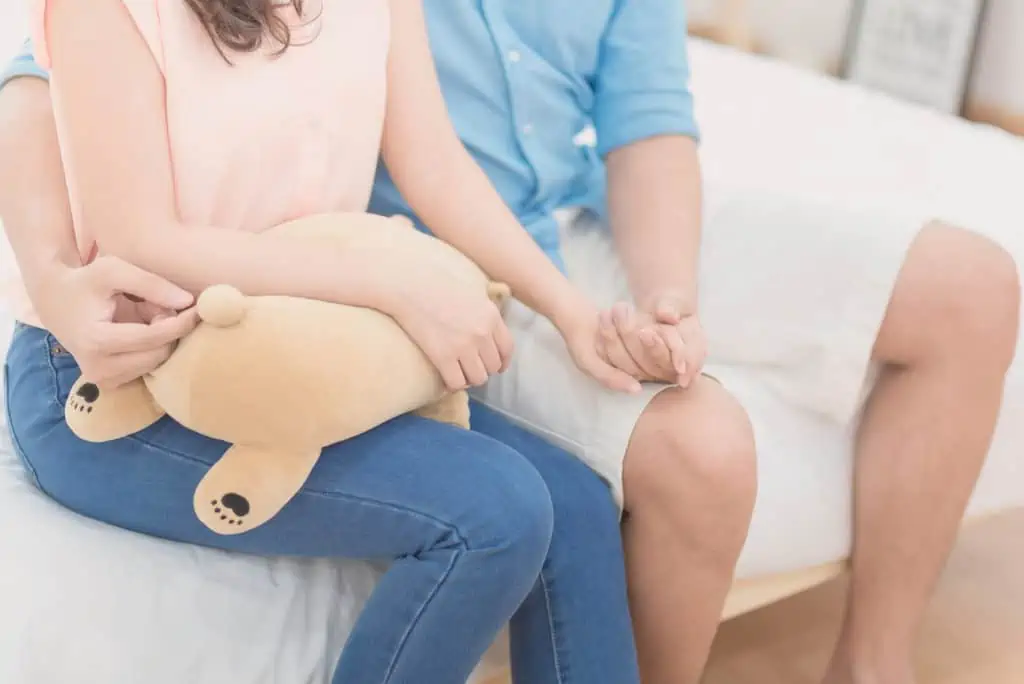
[598,303,683,384]
[647,290,707,388]
[31,256,198,388]
[599,292,707,388]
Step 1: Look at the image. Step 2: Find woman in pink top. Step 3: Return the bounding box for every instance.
[2,0,645,682]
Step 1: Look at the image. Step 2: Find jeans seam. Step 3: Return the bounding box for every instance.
[43,333,70,413]
[539,572,567,684]
[381,547,463,684]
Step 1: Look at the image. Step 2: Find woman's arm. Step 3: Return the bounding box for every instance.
[43,0,403,311]
[380,0,641,393]
[380,0,586,326]
[0,76,79,288]
[0,75,198,387]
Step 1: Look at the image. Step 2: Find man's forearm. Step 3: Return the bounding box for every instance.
[0,77,79,294]
[606,135,703,313]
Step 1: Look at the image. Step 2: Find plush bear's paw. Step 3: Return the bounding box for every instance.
[65,377,165,442]
[194,444,321,535]
[204,492,252,529]
[415,391,471,429]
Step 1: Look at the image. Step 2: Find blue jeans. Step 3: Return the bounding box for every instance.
[5,323,640,684]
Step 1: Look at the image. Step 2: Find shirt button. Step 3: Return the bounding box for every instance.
[522,123,534,135]
[507,49,522,64]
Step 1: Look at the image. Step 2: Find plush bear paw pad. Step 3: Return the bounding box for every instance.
[68,382,99,414]
[209,493,250,527]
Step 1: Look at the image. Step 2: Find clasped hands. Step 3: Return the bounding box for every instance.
[558,290,706,394]
[597,292,706,390]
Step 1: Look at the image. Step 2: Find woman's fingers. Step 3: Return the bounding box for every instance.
[91,345,176,389]
[639,327,674,373]
[600,310,643,377]
[492,317,515,373]
[478,336,504,377]
[612,304,654,375]
[615,303,677,379]
[98,309,199,354]
[437,359,469,392]
[459,352,490,388]
[653,326,688,384]
[583,347,642,394]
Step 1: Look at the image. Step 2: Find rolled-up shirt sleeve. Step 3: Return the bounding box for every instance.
[0,39,50,91]
[592,0,699,157]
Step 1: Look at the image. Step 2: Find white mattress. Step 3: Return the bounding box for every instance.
[1,38,1022,683]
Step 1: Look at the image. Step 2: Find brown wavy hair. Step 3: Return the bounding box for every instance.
[184,0,305,61]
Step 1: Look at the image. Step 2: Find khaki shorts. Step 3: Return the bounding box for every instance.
[473,184,925,511]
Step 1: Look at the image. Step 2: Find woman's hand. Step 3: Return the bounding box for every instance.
[552,301,644,395]
[31,256,199,388]
[387,269,516,392]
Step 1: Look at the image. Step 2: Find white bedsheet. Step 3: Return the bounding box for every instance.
[1,38,1022,683]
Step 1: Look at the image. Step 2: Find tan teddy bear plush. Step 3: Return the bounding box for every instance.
[63,212,509,535]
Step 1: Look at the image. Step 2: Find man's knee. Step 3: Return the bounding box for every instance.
[878,222,1020,368]
[624,379,757,526]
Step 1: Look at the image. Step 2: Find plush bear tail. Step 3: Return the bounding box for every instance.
[196,285,247,328]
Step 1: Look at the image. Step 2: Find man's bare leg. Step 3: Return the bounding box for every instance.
[824,223,1020,684]
[622,376,758,683]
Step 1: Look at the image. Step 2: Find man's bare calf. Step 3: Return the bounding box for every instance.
[824,222,1020,684]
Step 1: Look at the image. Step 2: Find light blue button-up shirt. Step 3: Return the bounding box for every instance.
[370,0,699,268]
[2,0,698,268]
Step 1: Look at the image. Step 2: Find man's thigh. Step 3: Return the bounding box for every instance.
[472,296,671,512]
[693,185,926,423]
[478,189,925,502]
[560,195,922,424]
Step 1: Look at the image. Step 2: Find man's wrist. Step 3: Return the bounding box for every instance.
[636,286,698,316]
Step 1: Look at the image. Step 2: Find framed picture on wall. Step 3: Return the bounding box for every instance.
[842,0,989,114]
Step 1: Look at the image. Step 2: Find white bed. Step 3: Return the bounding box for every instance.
[1,39,1022,684]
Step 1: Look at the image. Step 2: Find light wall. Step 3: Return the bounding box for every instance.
[691,0,1024,131]
[689,0,853,72]
[3,1,1022,131]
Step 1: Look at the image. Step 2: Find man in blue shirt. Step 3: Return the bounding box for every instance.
[1,2,1018,682]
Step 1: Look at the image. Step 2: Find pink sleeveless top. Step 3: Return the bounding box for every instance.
[14,0,389,323]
